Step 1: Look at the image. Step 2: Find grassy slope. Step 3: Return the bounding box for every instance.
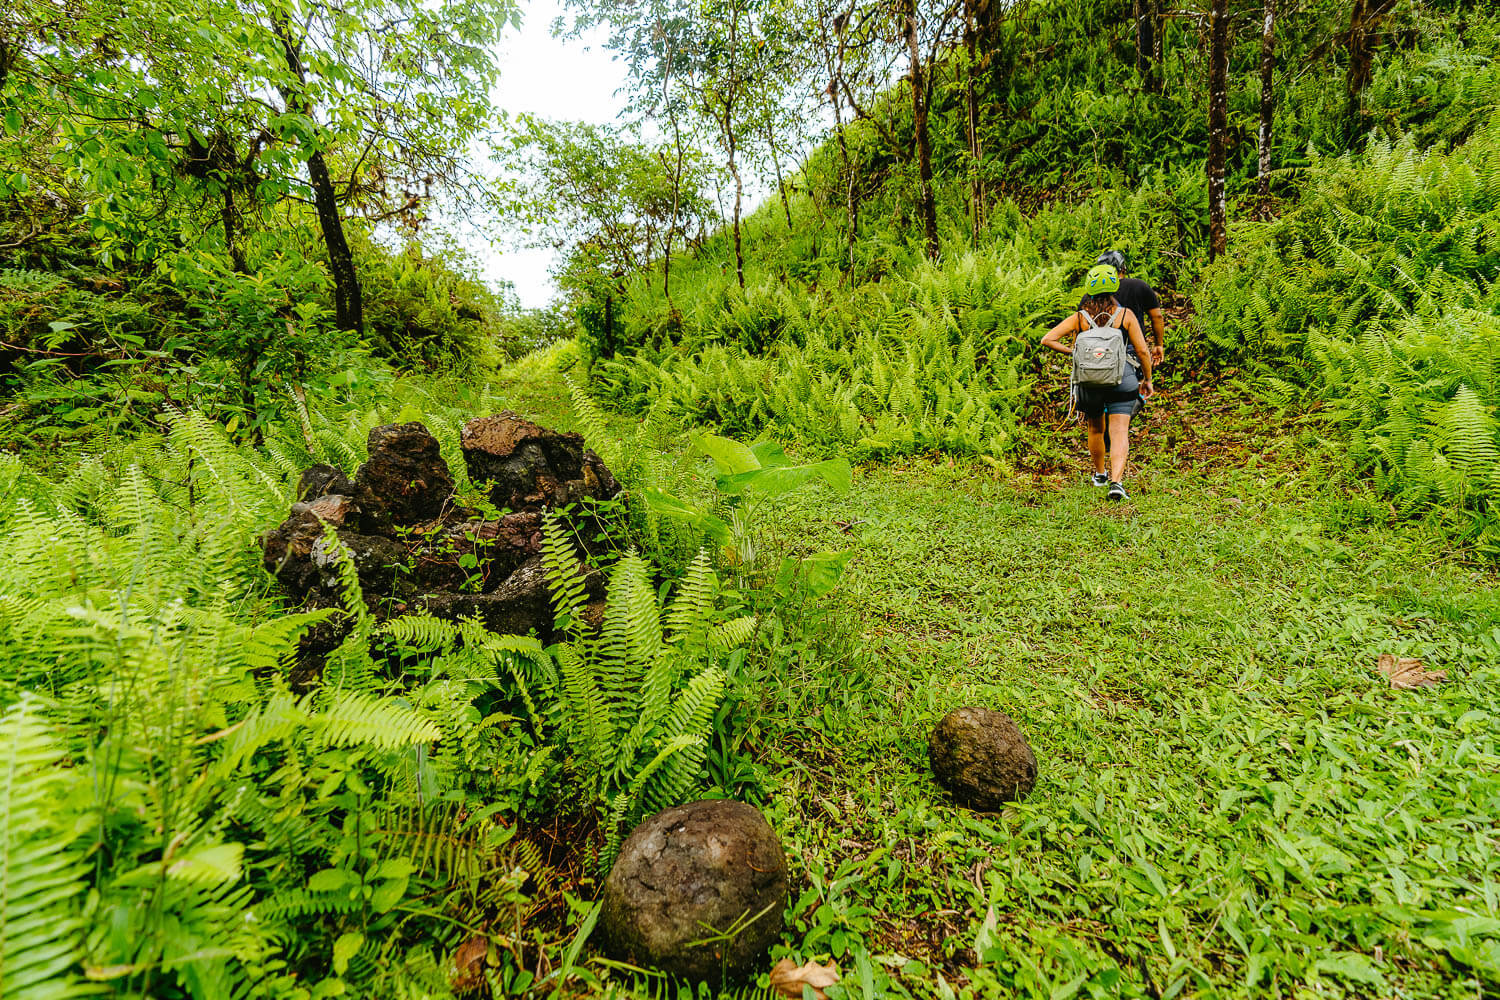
[763,430,1497,995]
[502,369,1497,997]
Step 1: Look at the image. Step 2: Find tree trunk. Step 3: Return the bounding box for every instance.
[1207,0,1230,261]
[1257,0,1276,201]
[1151,0,1164,82]
[830,14,859,269]
[306,148,363,334]
[904,0,939,260]
[963,0,984,244]
[768,125,793,230]
[221,186,248,274]
[1134,0,1155,87]
[1344,0,1372,143]
[662,58,681,307]
[273,18,363,335]
[726,5,745,289]
[601,294,614,359]
[663,129,683,305]
[727,126,745,289]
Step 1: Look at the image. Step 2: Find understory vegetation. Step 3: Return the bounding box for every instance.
[3,0,1499,996]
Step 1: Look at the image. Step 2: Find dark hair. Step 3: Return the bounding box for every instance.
[1080,293,1117,325]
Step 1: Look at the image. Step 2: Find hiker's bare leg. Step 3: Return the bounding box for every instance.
[1108,413,1132,482]
[1086,416,1106,474]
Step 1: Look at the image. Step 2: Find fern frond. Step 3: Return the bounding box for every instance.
[664,549,718,648]
[0,695,91,1000]
[381,614,461,653]
[565,374,622,469]
[314,692,443,749]
[541,514,588,639]
[707,616,758,652]
[601,734,699,870]
[643,667,726,815]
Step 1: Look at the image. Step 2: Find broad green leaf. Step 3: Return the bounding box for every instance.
[375,857,414,880]
[801,551,852,598]
[308,868,352,892]
[167,842,242,883]
[716,458,853,498]
[370,875,408,913]
[642,487,730,543]
[692,433,759,475]
[749,439,792,468]
[332,932,363,976]
[1313,953,1385,987]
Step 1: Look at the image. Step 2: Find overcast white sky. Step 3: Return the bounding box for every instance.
[476,0,630,308]
[472,0,803,309]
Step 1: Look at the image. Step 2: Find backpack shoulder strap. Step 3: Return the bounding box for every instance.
[1079,310,1100,330]
[1109,306,1125,329]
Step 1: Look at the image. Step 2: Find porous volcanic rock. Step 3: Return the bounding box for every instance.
[599,800,787,985]
[353,422,454,524]
[258,417,622,667]
[928,707,1037,810]
[261,494,361,594]
[461,412,620,512]
[410,512,544,592]
[296,464,354,502]
[405,555,606,636]
[311,530,409,597]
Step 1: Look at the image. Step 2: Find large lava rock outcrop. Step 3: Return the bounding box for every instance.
[599,800,788,985]
[260,413,620,652]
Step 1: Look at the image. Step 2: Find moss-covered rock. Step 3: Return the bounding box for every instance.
[929,707,1037,810]
[599,800,786,985]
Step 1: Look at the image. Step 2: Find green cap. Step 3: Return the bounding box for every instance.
[1084,264,1120,296]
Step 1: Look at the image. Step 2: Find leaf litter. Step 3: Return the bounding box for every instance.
[1376,654,1447,690]
[769,957,841,1000]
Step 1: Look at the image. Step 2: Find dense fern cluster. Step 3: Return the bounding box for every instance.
[1198,113,1500,548]
[0,376,752,997]
[1198,113,1500,363]
[596,248,1082,460]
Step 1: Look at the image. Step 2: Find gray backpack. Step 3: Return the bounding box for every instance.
[1072,307,1128,388]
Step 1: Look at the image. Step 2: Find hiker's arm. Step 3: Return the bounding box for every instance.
[1148,307,1165,362]
[1126,314,1154,391]
[1041,314,1081,354]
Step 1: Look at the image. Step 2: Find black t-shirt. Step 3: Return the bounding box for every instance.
[1077,277,1160,351]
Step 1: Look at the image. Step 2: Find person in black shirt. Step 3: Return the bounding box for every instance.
[1079,250,1164,364]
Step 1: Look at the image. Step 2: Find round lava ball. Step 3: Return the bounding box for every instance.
[598,799,787,985]
[929,706,1038,810]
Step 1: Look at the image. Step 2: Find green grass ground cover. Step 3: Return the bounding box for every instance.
[4,356,1494,998]
[720,397,1500,999]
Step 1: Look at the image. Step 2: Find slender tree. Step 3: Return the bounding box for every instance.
[1134,0,1157,89]
[903,0,938,259]
[271,13,362,334]
[963,0,984,244]
[1207,0,1231,261]
[1344,0,1398,142]
[5,0,504,335]
[900,0,960,260]
[1257,0,1277,201]
[812,0,891,267]
[1344,0,1371,140]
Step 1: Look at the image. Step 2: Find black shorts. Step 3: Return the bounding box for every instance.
[1077,385,1142,419]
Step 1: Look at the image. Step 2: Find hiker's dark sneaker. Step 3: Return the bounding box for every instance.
[1089,472,1109,487]
[1106,481,1129,501]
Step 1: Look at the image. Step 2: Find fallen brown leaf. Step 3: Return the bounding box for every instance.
[449,934,488,993]
[770,957,841,1000]
[1377,654,1447,690]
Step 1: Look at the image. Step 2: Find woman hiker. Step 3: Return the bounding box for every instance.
[1040,263,1155,501]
